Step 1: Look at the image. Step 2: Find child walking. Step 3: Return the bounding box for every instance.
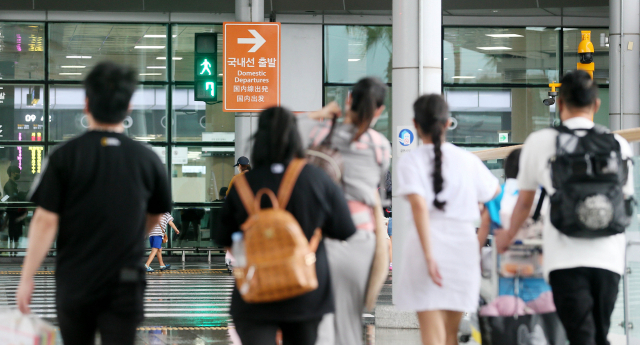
[146,212,180,272]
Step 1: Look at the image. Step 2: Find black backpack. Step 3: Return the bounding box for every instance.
[549,125,633,238]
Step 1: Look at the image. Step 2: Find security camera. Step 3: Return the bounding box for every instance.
[543,97,556,106]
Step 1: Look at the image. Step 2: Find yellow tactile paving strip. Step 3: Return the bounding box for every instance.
[0,269,229,275]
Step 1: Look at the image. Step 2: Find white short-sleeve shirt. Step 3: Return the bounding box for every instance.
[149,213,174,237]
[518,116,633,278]
[397,143,499,222]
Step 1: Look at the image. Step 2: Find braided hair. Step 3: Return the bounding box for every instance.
[413,95,450,211]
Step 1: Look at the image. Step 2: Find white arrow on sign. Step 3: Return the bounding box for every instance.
[238,30,266,53]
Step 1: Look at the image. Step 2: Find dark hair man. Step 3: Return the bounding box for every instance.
[496,70,634,345]
[16,62,172,345]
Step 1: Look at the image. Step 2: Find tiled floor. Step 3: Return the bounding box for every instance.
[0,260,425,345]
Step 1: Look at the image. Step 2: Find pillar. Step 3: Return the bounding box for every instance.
[387,0,441,320]
[234,0,263,162]
[609,0,640,137]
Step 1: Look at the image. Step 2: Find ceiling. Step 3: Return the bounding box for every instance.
[0,0,609,17]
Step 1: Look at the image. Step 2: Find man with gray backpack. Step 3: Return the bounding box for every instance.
[496,70,634,345]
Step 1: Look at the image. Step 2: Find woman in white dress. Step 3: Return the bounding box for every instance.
[395,94,500,345]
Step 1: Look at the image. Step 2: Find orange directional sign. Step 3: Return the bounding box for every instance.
[223,22,281,112]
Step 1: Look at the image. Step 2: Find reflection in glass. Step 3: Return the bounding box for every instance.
[324,86,391,141]
[171,147,235,203]
[444,87,554,144]
[48,23,168,81]
[172,25,223,82]
[324,26,392,84]
[49,85,167,141]
[443,27,559,84]
[563,28,609,84]
[0,207,37,254]
[0,23,44,80]
[0,85,45,141]
[172,85,232,142]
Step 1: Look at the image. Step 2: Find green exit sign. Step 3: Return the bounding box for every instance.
[194,33,218,102]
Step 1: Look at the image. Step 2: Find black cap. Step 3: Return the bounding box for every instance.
[234,156,250,167]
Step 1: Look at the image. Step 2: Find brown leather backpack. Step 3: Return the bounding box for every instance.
[306,116,344,185]
[232,159,322,303]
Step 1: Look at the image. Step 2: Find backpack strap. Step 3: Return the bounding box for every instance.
[277,159,307,209]
[234,174,256,216]
[532,188,546,222]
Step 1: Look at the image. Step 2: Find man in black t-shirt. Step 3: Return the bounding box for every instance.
[16,62,172,345]
[4,165,27,251]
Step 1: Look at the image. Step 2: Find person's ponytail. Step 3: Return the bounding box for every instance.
[431,124,446,210]
[413,94,449,211]
[350,77,388,141]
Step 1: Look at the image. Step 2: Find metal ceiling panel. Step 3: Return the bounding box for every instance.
[0,0,33,10]
[35,0,143,11]
[446,8,553,16]
[537,0,607,8]
[443,0,538,11]
[145,0,234,13]
[271,0,344,12]
[346,0,391,11]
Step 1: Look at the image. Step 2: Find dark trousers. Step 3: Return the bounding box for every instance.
[234,317,322,345]
[549,267,621,345]
[57,281,145,345]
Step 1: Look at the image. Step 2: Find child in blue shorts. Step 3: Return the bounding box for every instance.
[145,213,180,272]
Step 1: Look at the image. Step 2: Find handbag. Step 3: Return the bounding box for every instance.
[306,115,344,185]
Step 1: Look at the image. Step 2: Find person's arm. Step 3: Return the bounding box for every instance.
[168,220,180,234]
[477,205,491,251]
[146,213,163,235]
[495,190,536,253]
[16,207,59,314]
[407,194,442,287]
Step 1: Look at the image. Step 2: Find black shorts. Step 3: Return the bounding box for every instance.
[57,279,145,345]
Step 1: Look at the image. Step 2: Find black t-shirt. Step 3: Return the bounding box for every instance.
[29,131,172,303]
[216,163,356,322]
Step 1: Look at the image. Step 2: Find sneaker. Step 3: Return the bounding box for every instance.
[146,265,154,272]
[160,264,171,271]
[389,263,393,271]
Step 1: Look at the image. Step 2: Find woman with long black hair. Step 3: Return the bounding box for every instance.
[395,95,500,345]
[298,77,391,345]
[216,107,356,345]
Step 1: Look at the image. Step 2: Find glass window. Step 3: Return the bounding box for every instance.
[444,87,554,144]
[49,85,167,142]
[324,85,392,141]
[171,146,235,203]
[172,85,232,142]
[0,146,44,203]
[0,84,45,141]
[324,25,392,84]
[0,23,44,80]
[0,207,38,253]
[48,23,168,81]
[443,27,559,84]
[169,206,225,248]
[172,25,223,82]
[563,28,609,85]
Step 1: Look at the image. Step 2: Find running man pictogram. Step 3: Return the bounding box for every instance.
[200,59,212,76]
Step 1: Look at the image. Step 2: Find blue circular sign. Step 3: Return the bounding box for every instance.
[398,129,415,147]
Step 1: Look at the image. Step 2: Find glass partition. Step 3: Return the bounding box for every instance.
[324,25,392,84]
[171,25,223,82]
[0,84,45,142]
[0,23,44,80]
[165,205,224,249]
[171,146,235,203]
[443,27,559,84]
[172,85,231,142]
[48,23,168,81]
[0,207,38,255]
[49,85,167,142]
